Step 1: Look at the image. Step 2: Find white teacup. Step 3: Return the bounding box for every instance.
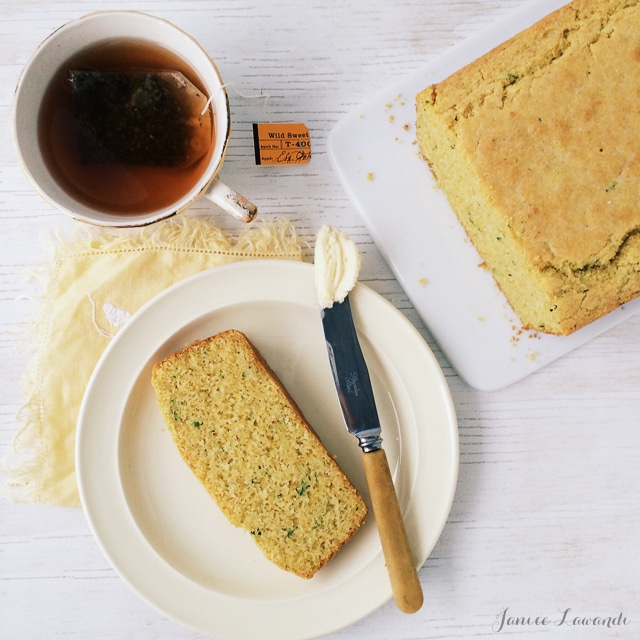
[11,11,257,226]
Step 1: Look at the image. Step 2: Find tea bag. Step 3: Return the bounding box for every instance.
[68,70,212,168]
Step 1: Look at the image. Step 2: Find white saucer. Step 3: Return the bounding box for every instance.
[76,260,458,639]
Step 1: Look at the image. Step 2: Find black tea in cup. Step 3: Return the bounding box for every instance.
[39,39,215,215]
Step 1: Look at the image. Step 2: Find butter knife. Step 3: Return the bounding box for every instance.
[321,294,424,614]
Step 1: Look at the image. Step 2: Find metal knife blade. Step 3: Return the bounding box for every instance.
[321,293,424,614]
[321,295,382,453]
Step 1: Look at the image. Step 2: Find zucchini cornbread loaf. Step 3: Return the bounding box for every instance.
[416,0,640,335]
[151,329,367,579]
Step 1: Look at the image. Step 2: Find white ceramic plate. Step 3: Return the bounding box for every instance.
[76,260,458,640]
[328,0,640,391]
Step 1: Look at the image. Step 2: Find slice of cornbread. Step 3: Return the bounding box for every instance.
[416,0,640,335]
[151,329,367,579]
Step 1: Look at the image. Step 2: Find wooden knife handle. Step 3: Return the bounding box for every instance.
[362,448,424,614]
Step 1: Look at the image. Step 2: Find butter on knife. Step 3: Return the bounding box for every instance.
[314,225,361,309]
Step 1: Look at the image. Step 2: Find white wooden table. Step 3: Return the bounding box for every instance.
[2,1,639,639]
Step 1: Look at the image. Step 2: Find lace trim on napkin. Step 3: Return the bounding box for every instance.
[1,216,304,507]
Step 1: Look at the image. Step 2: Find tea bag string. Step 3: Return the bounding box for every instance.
[202,83,273,122]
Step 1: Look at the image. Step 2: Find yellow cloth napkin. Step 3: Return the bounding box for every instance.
[1,216,304,508]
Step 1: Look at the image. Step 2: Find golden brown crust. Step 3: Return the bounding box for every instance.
[416,0,640,334]
[151,329,367,579]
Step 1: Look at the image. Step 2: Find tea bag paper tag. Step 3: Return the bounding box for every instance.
[253,123,311,165]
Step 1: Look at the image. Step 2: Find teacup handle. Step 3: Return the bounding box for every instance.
[205,178,257,223]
